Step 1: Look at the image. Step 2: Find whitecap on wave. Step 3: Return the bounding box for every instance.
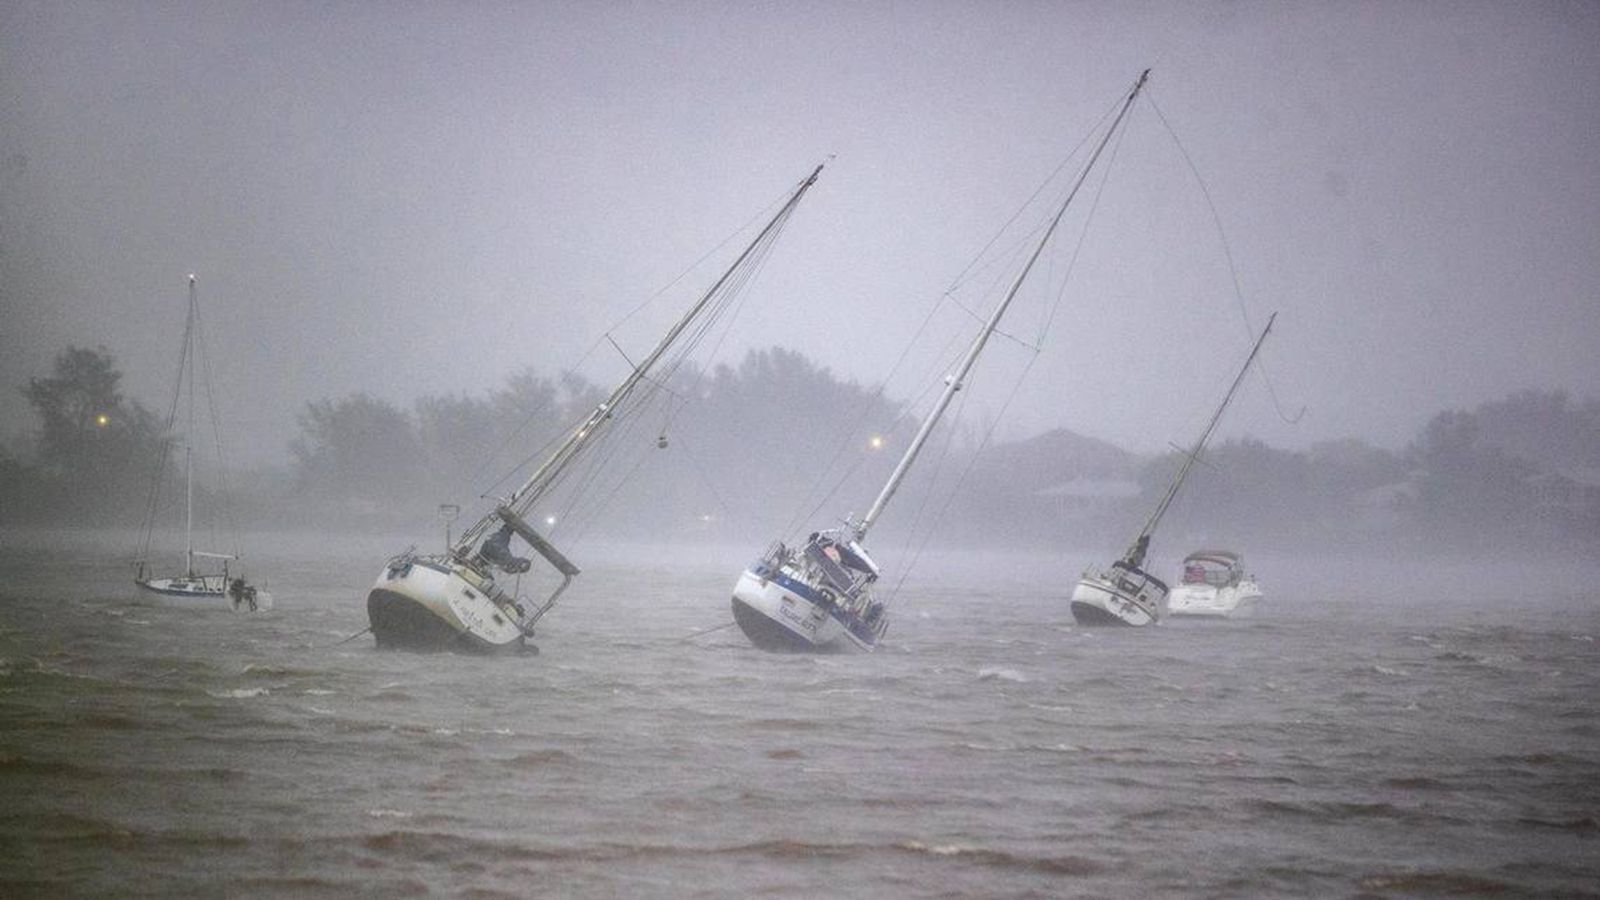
[977,666,1028,683]
[207,687,270,698]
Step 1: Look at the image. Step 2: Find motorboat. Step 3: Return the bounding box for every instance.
[1165,550,1262,618]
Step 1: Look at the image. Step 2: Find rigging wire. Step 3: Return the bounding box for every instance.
[886,349,1043,606]
[484,180,812,551]
[1034,98,1133,349]
[1143,91,1306,426]
[662,426,742,529]
[469,184,798,498]
[888,352,982,580]
[942,93,1123,295]
[777,113,1115,543]
[779,306,967,541]
[191,290,243,562]
[136,285,198,569]
[876,91,1143,603]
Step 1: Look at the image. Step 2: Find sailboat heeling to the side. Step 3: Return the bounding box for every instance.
[134,275,272,612]
[365,163,825,653]
[729,70,1153,653]
[1068,312,1277,627]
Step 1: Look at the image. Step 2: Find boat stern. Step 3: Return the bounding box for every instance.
[367,555,530,653]
[1070,567,1162,627]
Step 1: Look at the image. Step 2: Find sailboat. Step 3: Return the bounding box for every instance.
[730,70,1152,653]
[366,164,824,653]
[1068,313,1275,627]
[134,275,272,611]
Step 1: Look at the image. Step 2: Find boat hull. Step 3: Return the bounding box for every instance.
[366,556,532,654]
[1167,580,1263,619]
[135,576,274,611]
[1070,570,1162,628]
[730,568,873,653]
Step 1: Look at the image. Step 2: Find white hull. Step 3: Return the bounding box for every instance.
[366,555,533,654]
[135,575,274,611]
[1069,565,1164,627]
[730,567,878,653]
[1167,579,1262,618]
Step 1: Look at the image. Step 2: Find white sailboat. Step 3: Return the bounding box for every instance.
[1069,314,1275,627]
[367,164,824,653]
[134,275,272,611]
[731,70,1153,653]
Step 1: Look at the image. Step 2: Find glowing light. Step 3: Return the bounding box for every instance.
[869,435,884,450]
[95,413,110,427]
[545,516,557,526]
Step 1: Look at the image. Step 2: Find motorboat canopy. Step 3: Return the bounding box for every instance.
[1181,550,1245,587]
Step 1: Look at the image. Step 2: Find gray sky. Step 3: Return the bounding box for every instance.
[4,1,1597,467]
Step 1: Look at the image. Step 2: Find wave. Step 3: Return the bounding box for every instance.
[744,717,826,732]
[206,687,270,699]
[1492,751,1589,767]
[501,749,578,769]
[1357,871,1518,894]
[240,663,326,679]
[1516,816,1598,833]
[976,667,1028,683]
[1382,776,1452,791]
[893,840,1103,875]
[343,831,1105,875]
[0,755,109,779]
[1245,798,1465,826]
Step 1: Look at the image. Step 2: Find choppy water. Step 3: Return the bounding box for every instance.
[2,534,1597,897]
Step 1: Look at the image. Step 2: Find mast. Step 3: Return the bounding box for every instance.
[1122,311,1276,569]
[184,275,196,578]
[454,163,825,554]
[856,69,1151,540]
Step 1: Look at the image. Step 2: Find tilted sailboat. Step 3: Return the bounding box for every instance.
[135,275,272,611]
[731,70,1152,653]
[1069,313,1275,627]
[367,164,824,653]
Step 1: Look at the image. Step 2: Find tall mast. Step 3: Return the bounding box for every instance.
[455,163,825,553]
[1123,312,1275,568]
[857,70,1150,540]
[184,275,196,578]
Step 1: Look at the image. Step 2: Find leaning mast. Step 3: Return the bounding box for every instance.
[1122,312,1276,569]
[453,163,825,555]
[856,69,1151,540]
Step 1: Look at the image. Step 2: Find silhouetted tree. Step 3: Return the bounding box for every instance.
[290,394,423,507]
[1470,389,1600,473]
[1408,408,1537,546]
[20,345,161,513]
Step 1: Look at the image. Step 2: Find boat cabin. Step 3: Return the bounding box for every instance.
[1180,551,1245,588]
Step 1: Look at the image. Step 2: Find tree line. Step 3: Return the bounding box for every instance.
[4,344,1596,555]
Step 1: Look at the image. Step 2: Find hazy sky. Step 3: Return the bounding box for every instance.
[4,1,1597,467]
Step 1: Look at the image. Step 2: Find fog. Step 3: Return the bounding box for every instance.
[4,1,1597,473]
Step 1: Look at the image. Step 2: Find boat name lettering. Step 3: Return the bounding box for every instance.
[776,601,817,633]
